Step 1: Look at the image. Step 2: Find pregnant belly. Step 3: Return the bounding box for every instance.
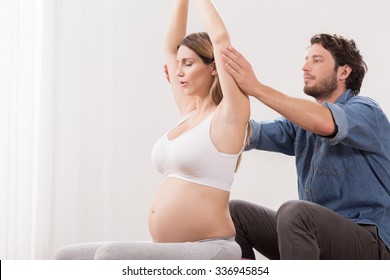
[148,178,235,242]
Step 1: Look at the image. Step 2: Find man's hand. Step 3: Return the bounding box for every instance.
[222,46,260,97]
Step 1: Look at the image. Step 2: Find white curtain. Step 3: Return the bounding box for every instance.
[2,0,68,260]
[0,0,56,259]
[0,0,170,259]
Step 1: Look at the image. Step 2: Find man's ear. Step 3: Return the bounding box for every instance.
[340,64,352,80]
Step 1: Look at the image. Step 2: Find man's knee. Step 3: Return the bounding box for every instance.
[276,200,311,230]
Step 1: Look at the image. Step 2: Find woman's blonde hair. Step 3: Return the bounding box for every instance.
[178,32,223,105]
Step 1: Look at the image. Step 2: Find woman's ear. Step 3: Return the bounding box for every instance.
[210,61,217,76]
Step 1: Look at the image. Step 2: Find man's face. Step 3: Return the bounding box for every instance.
[302,43,338,101]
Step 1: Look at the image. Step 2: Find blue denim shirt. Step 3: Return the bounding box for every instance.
[247,89,390,249]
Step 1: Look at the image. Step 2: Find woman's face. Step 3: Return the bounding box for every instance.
[176,45,215,98]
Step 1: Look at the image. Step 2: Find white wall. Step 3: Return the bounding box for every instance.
[5,0,389,259]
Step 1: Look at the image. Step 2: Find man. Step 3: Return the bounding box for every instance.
[222,33,390,259]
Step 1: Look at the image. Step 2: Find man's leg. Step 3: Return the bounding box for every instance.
[229,200,279,259]
[276,200,389,259]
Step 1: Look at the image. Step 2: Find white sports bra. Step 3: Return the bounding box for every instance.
[151,111,244,191]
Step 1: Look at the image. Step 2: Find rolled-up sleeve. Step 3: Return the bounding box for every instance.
[322,102,349,145]
[322,97,385,151]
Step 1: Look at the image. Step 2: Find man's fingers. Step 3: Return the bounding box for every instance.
[222,55,237,72]
[224,60,240,80]
[224,46,243,61]
[222,47,244,72]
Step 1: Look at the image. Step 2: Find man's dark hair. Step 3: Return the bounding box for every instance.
[310,33,368,95]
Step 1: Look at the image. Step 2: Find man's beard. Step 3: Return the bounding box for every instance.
[304,72,337,100]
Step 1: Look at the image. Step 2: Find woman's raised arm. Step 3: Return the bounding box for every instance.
[164,0,195,116]
[195,0,250,124]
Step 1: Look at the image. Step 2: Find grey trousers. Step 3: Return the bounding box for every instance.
[229,199,390,260]
[54,237,241,260]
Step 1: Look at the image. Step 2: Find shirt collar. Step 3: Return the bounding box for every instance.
[334,89,353,104]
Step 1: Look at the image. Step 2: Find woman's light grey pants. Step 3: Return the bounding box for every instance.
[54,237,241,260]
